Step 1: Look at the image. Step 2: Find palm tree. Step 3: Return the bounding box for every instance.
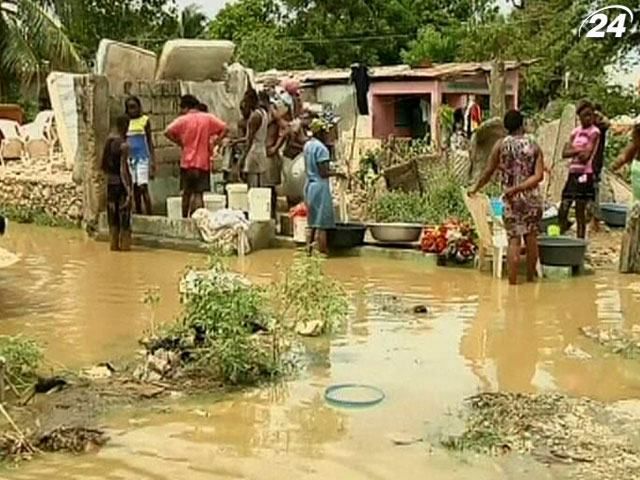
[177,3,207,39]
[0,0,84,99]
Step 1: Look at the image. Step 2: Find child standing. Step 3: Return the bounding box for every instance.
[559,101,601,239]
[101,116,133,251]
[125,96,155,215]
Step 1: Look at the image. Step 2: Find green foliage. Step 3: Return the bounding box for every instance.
[605,130,632,183]
[0,0,84,93]
[0,336,43,387]
[372,163,471,224]
[209,0,281,42]
[162,250,348,385]
[267,253,348,335]
[401,26,461,66]
[0,205,79,229]
[236,28,315,72]
[48,0,180,57]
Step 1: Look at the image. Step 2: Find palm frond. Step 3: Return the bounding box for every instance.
[1,0,85,86]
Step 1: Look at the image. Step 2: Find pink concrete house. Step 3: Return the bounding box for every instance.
[259,61,531,142]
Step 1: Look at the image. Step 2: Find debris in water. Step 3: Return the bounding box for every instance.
[563,344,592,360]
[37,427,108,454]
[389,433,423,446]
[296,320,324,337]
[580,326,640,358]
[82,365,113,380]
[441,392,640,479]
[413,305,429,314]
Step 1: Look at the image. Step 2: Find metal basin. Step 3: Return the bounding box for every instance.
[327,223,366,250]
[600,203,628,228]
[538,236,587,267]
[368,223,423,243]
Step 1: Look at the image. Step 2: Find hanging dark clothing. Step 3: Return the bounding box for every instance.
[350,65,370,115]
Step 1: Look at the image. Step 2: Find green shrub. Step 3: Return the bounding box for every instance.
[0,336,43,388]
[163,252,349,385]
[372,163,472,224]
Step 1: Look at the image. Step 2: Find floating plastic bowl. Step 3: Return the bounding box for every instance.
[490,198,504,217]
[324,384,385,409]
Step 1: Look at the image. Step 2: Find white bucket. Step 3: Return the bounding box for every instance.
[227,183,249,211]
[248,188,271,222]
[167,196,182,219]
[203,193,226,213]
[293,217,307,243]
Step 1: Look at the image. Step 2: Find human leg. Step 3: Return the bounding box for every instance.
[316,229,329,255]
[181,190,191,218]
[140,185,152,215]
[507,236,521,285]
[133,185,143,214]
[524,232,539,282]
[559,199,573,234]
[307,227,316,255]
[107,185,121,251]
[190,193,204,216]
[576,200,587,239]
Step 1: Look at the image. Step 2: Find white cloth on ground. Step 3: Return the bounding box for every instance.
[191,208,251,254]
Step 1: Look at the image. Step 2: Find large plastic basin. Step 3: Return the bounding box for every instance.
[538,236,587,267]
[328,223,366,250]
[600,203,628,228]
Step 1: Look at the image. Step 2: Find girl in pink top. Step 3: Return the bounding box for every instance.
[558,101,601,239]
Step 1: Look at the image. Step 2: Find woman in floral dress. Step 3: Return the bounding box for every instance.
[470,110,544,285]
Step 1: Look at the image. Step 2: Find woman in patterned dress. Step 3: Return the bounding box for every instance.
[470,110,544,285]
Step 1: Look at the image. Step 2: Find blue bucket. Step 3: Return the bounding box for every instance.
[490,198,504,218]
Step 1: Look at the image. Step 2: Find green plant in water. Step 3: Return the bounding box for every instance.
[267,253,349,336]
[0,336,43,389]
[143,286,161,337]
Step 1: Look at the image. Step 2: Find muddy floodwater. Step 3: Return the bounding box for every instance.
[1,224,640,479]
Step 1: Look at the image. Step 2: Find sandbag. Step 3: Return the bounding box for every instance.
[156,40,235,82]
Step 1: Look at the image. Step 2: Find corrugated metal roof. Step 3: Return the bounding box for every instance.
[257,61,536,84]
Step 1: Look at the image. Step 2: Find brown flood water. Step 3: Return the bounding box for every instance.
[1,224,640,479]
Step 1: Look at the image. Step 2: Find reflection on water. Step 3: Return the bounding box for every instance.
[0,224,639,479]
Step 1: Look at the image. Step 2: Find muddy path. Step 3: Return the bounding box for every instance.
[1,224,640,479]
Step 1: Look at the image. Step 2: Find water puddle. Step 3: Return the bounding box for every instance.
[0,224,639,478]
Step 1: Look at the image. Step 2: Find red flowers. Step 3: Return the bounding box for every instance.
[421,219,478,264]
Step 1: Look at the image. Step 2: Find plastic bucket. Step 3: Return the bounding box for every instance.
[293,217,307,243]
[490,198,504,217]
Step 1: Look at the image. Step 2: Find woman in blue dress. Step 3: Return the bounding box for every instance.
[304,118,336,254]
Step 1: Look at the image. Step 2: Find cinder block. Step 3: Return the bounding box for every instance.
[155,146,181,166]
[136,81,153,97]
[161,81,180,96]
[149,114,165,130]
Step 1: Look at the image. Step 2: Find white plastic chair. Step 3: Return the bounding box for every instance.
[0,120,25,166]
[19,110,57,160]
